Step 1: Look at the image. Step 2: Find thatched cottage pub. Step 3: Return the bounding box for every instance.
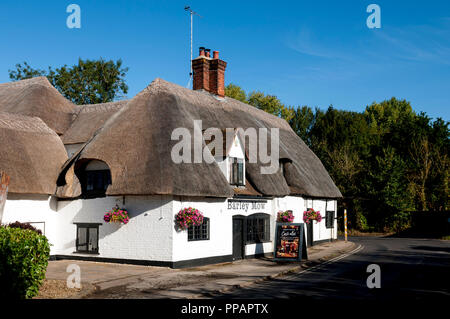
[0,49,341,268]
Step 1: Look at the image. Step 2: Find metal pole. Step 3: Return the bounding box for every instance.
[344,208,347,241]
[190,11,193,84]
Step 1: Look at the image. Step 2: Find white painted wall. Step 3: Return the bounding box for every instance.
[172,196,277,262]
[2,194,59,253]
[2,193,337,264]
[308,199,338,241]
[215,157,228,183]
[172,197,230,262]
[85,160,109,171]
[64,143,84,158]
[56,195,174,261]
[214,133,246,185]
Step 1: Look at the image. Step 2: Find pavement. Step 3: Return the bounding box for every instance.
[45,240,356,299]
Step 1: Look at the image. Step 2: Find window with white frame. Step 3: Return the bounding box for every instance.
[230,157,244,186]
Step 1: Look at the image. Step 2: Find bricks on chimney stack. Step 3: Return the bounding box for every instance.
[192,47,227,97]
[192,47,210,92]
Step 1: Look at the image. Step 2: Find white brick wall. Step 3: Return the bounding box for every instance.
[56,195,174,261]
[2,194,59,253]
[3,194,338,264]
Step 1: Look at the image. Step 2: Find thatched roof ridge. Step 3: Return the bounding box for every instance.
[62,100,128,144]
[0,77,75,134]
[0,112,68,194]
[57,78,342,199]
[0,76,49,89]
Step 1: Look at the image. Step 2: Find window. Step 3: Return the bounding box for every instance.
[246,214,270,243]
[75,224,100,254]
[230,157,244,186]
[75,160,112,199]
[83,170,111,197]
[188,217,210,241]
[326,211,335,229]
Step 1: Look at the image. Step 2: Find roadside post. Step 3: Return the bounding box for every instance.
[0,171,10,225]
[344,209,347,241]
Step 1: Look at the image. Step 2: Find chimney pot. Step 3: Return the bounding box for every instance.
[192,47,226,97]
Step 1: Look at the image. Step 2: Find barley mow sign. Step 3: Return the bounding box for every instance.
[0,172,10,224]
[227,199,267,213]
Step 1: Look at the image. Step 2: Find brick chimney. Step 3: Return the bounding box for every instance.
[192,47,227,97]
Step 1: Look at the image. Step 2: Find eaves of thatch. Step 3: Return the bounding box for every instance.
[0,112,68,194]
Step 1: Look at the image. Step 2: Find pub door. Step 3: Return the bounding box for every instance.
[232,216,244,261]
[306,222,313,247]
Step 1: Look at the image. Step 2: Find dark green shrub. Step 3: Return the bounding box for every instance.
[0,227,50,299]
[7,221,42,235]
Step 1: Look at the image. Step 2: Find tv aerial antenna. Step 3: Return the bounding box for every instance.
[185,6,202,88]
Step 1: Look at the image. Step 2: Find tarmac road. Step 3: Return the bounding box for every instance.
[214,237,450,300]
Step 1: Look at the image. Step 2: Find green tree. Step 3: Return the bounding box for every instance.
[8,62,46,79]
[225,83,247,103]
[9,58,129,105]
[289,106,315,145]
[247,91,294,122]
[225,84,294,122]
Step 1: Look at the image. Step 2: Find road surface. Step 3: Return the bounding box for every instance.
[214,237,450,300]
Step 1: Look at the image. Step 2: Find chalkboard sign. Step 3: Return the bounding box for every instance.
[274,223,306,261]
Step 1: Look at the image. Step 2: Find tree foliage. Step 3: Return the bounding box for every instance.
[227,83,449,232]
[225,83,294,122]
[9,58,129,105]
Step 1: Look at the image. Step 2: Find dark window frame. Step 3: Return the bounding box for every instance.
[246,213,270,244]
[188,217,210,241]
[325,211,335,229]
[75,223,101,254]
[79,169,111,199]
[230,157,244,186]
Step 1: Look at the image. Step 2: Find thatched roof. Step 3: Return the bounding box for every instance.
[57,78,342,199]
[0,112,68,194]
[62,100,128,144]
[0,77,75,134]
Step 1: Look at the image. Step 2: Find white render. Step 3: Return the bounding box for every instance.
[214,132,246,185]
[64,143,84,158]
[2,193,338,266]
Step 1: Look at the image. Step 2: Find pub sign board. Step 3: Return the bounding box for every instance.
[274,223,305,262]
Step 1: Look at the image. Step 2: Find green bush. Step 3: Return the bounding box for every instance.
[0,227,50,299]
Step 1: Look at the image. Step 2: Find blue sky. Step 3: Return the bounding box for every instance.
[0,0,449,120]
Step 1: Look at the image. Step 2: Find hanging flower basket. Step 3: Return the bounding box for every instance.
[104,205,130,224]
[175,207,204,230]
[277,210,294,223]
[303,208,322,224]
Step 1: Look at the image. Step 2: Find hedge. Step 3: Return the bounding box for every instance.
[7,221,43,235]
[0,227,50,299]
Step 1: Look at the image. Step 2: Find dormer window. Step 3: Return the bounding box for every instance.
[279,158,292,177]
[230,157,244,186]
[75,160,112,199]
